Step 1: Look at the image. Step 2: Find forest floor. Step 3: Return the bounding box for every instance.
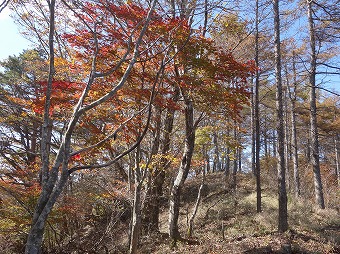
[137,172,340,254]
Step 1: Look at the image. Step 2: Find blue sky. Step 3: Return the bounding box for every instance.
[0,7,338,94]
[0,8,31,61]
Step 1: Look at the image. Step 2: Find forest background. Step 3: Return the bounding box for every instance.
[0,0,339,254]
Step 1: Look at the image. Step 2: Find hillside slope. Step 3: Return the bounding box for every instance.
[139,172,340,254]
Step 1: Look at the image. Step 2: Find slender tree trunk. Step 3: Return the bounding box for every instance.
[143,88,180,233]
[307,0,325,209]
[274,0,288,232]
[284,88,290,191]
[225,147,230,177]
[142,107,161,234]
[264,118,269,157]
[287,53,300,198]
[335,134,340,187]
[291,104,300,198]
[169,96,195,243]
[254,0,261,210]
[238,148,242,172]
[205,147,210,173]
[232,124,238,189]
[271,130,275,158]
[188,170,205,237]
[212,132,220,172]
[130,147,142,254]
[251,82,256,176]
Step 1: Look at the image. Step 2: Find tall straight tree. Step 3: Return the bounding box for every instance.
[273,0,288,232]
[335,134,340,186]
[287,51,301,198]
[307,0,325,209]
[254,0,261,213]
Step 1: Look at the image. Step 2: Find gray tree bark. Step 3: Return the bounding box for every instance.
[335,134,340,187]
[284,88,291,191]
[168,92,195,243]
[255,0,261,213]
[273,0,288,232]
[287,53,300,198]
[25,1,56,251]
[129,146,143,254]
[307,0,325,209]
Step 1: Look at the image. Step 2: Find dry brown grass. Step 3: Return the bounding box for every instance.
[141,172,340,254]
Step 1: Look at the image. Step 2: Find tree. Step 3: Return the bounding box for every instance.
[254,0,261,213]
[167,23,255,244]
[286,49,301,198]
[24,1,159,253]
[273,0,288,233]
[307,0,325,209]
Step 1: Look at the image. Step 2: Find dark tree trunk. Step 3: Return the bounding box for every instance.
[251,82,256,176]
[254,0,261,208]
[143,89,179,233]
[274,0,288,233]
[205,147,210,173]
[232,124,238,189]
[225,147,230,177]
[212,132,221,172]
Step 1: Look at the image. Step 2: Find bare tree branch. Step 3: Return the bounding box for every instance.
[0,0,10,13]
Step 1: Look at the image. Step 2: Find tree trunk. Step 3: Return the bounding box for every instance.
[274,0,288,232]
[284,88,290,192]
[142,108,161,234]
[129,147,142,254]
[251,82,256,176]
[335,134,340,187]
[287,53,300,198]
[225,147,230,177]
[291,104,300,198]
[26,171,69,253]
[232,124,238,189]
[264,117,269,157]
[188,170,205,237]
[169,96,195,243]
[212,132,220,172]
[238,148,242,172]
[307,0,325,209]
[143,89,179,233]
[255,0,261,212]
[205,147,210,173]
[273,129,277,158]
[25,1,56,252]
